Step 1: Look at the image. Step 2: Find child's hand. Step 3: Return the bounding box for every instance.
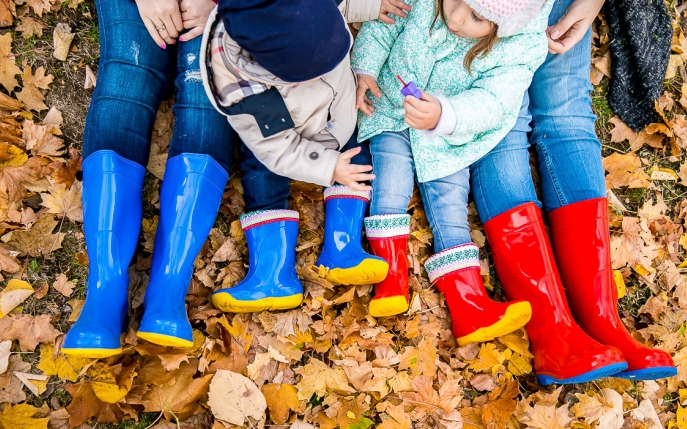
[356,74,381,116]
[403,91,441,130]
[333,147,375,192]
[379,0,412,24]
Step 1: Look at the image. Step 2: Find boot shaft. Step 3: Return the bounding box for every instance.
[321,186,371,256]
[240,210,300,282]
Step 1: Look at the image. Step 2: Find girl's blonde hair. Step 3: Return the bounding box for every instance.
[431,0,499,73]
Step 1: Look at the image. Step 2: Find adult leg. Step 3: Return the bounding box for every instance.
[421,169,531,345]
[530,2,676,380]
[138,35,233,346]
[63,0,172,357]
[317,132,388,286]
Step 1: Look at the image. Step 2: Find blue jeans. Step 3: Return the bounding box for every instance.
[370,130,471,252]
[83,0,287,211]
[470,0,605,222]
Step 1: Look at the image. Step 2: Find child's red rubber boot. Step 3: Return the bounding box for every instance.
[365,214,411,317]
[425,243,532,346]
[550,198,676,381]
[483,203,627,385]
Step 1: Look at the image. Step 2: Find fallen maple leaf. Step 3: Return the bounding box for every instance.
[208,370,267,426]
[0,313,61,351]
[41,180,82,223]
[602,152,652,189]
[5,214,65,257]
[0,33,20,92]
[36,343,91,382]
[52,23,74,62]
[15,17,45,39]
[16,66,54,112]
[0,403,49,429]
[262,383,302,424]
[64,380,131,427]
[51,273,75,297]
[26,0,53,16]
[0,278,33,317]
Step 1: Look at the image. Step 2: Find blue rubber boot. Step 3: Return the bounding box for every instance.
[137,154,228,347]
[316,186,388,285]
[212,210,303,313]
[62,150,146,358]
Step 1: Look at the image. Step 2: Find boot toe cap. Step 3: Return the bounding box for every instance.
[62,326,122,358]
[137,314,194,347]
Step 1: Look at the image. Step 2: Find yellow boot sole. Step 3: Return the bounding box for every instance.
[369,295,409,318]
[212,293,303,313]
[61,347,122,359]
[136,331,194,348]
[456,301,532,346]
[323,259,389,285]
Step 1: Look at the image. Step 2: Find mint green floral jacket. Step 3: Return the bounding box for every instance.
[351,0,553,182]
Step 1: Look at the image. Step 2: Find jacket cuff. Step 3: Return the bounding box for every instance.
[314,148,340,187]
[424,95,457,139]
[353,68,376,78]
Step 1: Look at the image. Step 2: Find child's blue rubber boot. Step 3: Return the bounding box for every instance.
[137,154,228,347]
[212,210,303,312]
[316,186,388,285]
[62,150,146,358]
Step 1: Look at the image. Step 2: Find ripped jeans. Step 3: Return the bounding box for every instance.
[83,0,290,211]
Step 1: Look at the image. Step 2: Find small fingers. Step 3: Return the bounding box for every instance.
[179,26,204,41]
[351,173,375,182]
[340,147,361,161]
[350,164,373,173]
[387,5,407,18]
[345,180,373,192]
[378,13,395,24]
[390,0,412,12]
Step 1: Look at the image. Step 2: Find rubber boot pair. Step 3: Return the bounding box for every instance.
[426,244,532,345]
[212,185,387,312]
[62,151,228,357]
[483,201,674,385]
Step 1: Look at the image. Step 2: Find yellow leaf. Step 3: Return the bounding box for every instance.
[633,264,653,276]
[37,343,91,382]
[0,33,21,92]
[498,329,533,358]
[88,362,128,403]
[0,144,27,169]
[507,353,533,376]
[677,404,687,429]
[468,343,506,373]
[0,279,33,317]
[613,270,626,299]
[649,166,679,181]
[40,181,82,223]
[0,403,49,429]
[262,383,301,425]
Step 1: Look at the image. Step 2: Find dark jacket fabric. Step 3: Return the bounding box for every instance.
[604,0,672,131]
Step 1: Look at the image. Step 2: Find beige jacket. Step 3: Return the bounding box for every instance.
[200,1,380,187]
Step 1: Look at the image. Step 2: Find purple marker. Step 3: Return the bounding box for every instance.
[397,75,422,99]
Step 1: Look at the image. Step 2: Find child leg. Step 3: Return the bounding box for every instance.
[316,133,389,285]
[419,169,531,345]
[364,131,416,317]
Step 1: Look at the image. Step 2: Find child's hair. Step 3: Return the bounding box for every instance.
[431,0,499,73]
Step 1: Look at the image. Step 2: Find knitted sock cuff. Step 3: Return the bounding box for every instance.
[323,185,371,203]
[425,243,480,284]
[240,209,299,230]
[364,214,411,240]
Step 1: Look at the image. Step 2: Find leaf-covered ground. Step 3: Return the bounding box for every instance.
[0,1,685,428]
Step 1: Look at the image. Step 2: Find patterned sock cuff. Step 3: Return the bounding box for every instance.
[365,214,411,240]
[425,243,480,284]
[323,185,371,203]
[240,209,299,230]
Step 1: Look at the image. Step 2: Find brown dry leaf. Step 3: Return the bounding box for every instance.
[6,214,65,257]
[88,362,129,404]
[51,273,75,297]
[0,403,49,429]
[140,358,212,421]
[64,381,130,427]
[42,106,62,129]
[0,33,20,92]
[52,23,74,61]
[0,92,21,112]
[23,120,65,157]
[468,343,508,373]
[50,148,80,188]
[84,65,96,89]
[0,0,12,28]
[262,383,301,424]
[16,66,54,112]
[208,370,267,426]
[295,358,355,401]
[26,0,52,16]
[609,117,638,146]
[602,152,651,189]
[0,279,33,317]
[41,180,82,223]
[0,244,19,274]
[16,17,45,39]
[0,313,60,351]
[36,343,91,382]
[0,340,10,374]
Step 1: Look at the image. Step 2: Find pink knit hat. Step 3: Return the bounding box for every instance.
[463,0,548,38]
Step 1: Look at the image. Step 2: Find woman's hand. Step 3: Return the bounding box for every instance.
[135,0,184,49]
[179,0,217,42]
[404,91,441,130]
[547,0,605,54]
[379,0,412,24]
[356,74,381,116]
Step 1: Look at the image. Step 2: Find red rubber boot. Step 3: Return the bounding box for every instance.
[365,214,411,317]
[483,203,627,385]
[425,244,532,346]
[549,198,677,381]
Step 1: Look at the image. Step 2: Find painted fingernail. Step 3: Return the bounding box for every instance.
[179,36,185,41]
[160,43,166,49]
[551,29,560,39]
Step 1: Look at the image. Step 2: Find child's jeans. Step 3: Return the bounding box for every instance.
[370,130,471,253]
[470,0,605,222]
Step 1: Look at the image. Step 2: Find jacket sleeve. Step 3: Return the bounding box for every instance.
[350,9,409,77]
[226,114,340,187]
[339,0,383,23]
